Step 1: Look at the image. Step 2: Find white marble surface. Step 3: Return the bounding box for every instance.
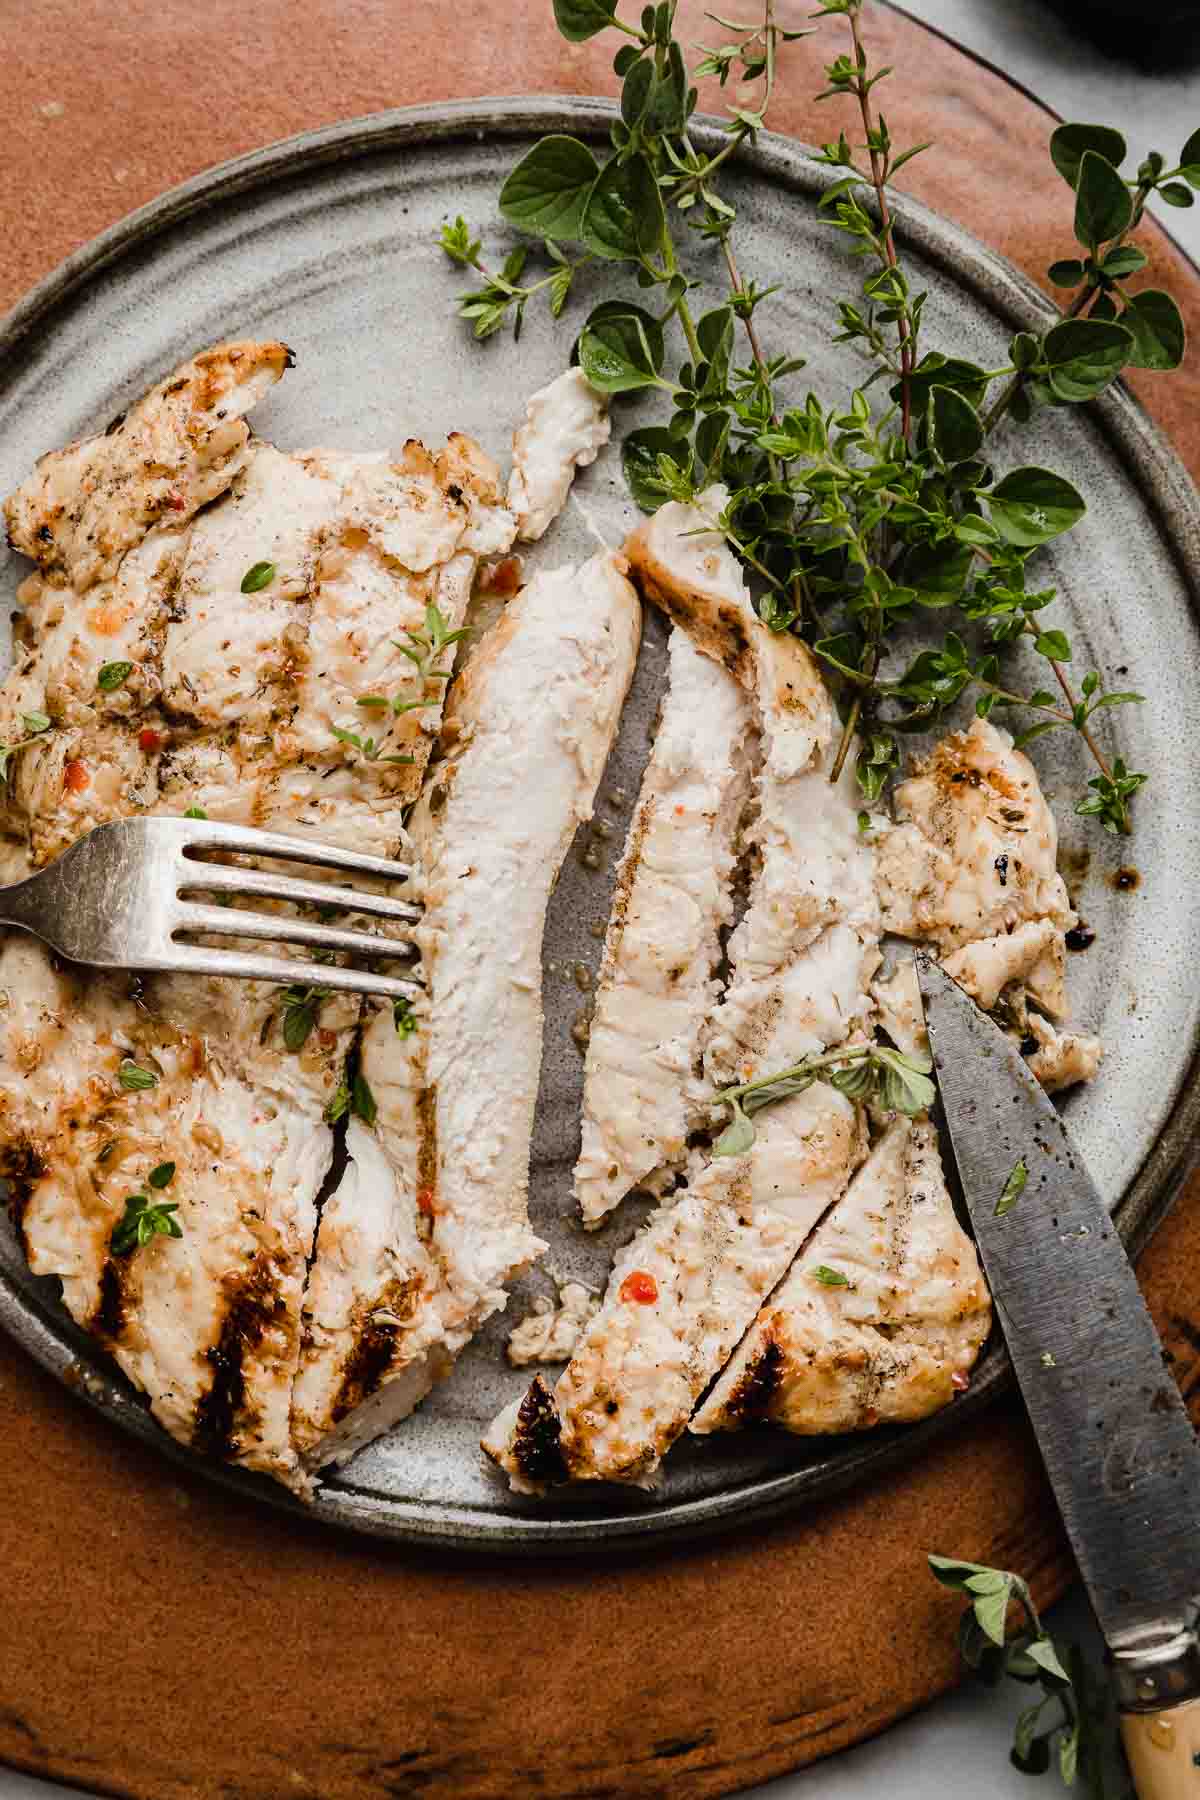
[3,3,1193,1797]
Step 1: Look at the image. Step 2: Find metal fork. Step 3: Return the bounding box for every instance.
[0,817,420,999]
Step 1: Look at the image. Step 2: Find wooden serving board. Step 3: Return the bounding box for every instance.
[2,4,1199,1795]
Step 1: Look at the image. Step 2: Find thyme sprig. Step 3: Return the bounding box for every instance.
[110,1161,182,1256]
[713,1040,934,1155]
[442,0,1197,837]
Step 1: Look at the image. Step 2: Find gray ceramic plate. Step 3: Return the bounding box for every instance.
[1,98,1199,1550]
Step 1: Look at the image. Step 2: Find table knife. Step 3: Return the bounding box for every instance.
[917,956,1200,1799]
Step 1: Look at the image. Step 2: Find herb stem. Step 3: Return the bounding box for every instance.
[847,4,914,442]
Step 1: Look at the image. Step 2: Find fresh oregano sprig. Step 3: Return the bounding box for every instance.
[442,0,1195,838]
[712,1040,935,1155]
[928,1555,1122,1792]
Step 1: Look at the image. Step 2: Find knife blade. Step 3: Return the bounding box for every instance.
[917,957,1200,1793]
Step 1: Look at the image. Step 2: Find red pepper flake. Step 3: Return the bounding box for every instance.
[416,1186,436,1217]
[951,1370,970,1392]
[674,804,686,816]
[138,727,163,753]
[619,1269,658,1306]
[168,491,186,512]
[63,760,89,793]
[317,1028,337,1050]
[863,1407,880,1427]
[479,554,523,597]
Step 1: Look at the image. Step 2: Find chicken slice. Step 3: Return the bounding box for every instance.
[485,495,880,1489]
[875,717,1073,952]
[292,552,641,1467]
[574,626,755,1227]
[506,1282,599,1368]
[4,340,292,593]
[507,368,610,541]
[692,1117,991,1435]
[873,717,1101,1092]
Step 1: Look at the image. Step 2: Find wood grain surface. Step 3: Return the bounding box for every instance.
[1,4,1198,1796]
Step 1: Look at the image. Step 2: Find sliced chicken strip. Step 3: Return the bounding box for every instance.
[507,367,610,541]
[410,551,641,1335]
[486,496,880,1489]
[873,717,1101,1092]
[692,1117,991,1435]
[4,339,292,592]
[293,553,641,1466]
[574,626,755,1227]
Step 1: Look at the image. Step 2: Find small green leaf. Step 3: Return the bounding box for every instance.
[148,1161,176,1190]
[97,661,134,692]
[184,805,208,820]
[582,154,665,262]
[712,1105,755,1158]
[929,383,984,465]
[995,1157,1028,1217]
[1073,150,1133,249]
[352,1069,377,1126]
[621,55,653,125]
[1027,1637,1071,1683]
[325,1078,351,1125]
[1049,122,1127,188]
[622,425,682,511]
[986,466,1086,547]
[1181,127,1200,168]
[240,561,276,594]
[1047,258,1085,289]
[1101,243,1148,278]
[903,539,973,609]
[1159,181,1195,208]
[1120,289,1186,371]
[1034,629,1072,662]
[118,1059,158,1092]
[810,1264,850,1288]
[1041,316,1132,402]
[22,712,51,735]
[973,1581,1015,1648]
[553,0,617,40]
[499,135,600,241]
[579,304,664,393]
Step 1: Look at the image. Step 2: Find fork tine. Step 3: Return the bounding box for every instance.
[166,942,422,1000]
[181,819,415,883]
[177,904,417,962]
[178,862,421,923]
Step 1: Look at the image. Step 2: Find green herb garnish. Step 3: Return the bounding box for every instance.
[330,724,415,766]
[928,1554,1114,1786]
[393,997,418,1038]
[712,1042,934,1156]
[184,805,208,820]
[280,985,327,1052]
[240,561,277,593]
[0,712,53,778]
[810,1264,850,1287]
[996,1156,1028,1217]
[110,1161,181,1257]
[97,661,134,692]
[441,0,1195,836]
[118,1058,158,1092]
[325,1065,378,1126]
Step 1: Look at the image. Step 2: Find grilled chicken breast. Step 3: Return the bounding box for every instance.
[294,553,641,1466]
[484,492,879,1489]
[872,717,1101,1089]
[507,368,610,542]
[1,344,519,1489]
[4,341,293,593]
[692,1116,991,1435]
[574,625,754,1227]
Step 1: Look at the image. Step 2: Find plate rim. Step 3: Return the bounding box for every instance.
[2,94,1199,1552]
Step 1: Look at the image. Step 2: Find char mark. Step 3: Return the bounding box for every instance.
[192,1253,284,1461]
[720,1334,786,1423]
[331,1278,421,1422]
[91,1259,129,1342]
[512,1375,567,1485]
[0,1136,47,1245]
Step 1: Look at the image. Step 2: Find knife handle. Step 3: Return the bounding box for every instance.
[1115,1630,1200,1799]
[1121,1699,1200,1798]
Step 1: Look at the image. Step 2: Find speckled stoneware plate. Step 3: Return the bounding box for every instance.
[1,97,1199,1551]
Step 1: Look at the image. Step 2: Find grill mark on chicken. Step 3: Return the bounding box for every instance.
[0,1136,47,1244]
[716,1333,785,1423]
[512,1374,567,1486]
[331,1276,424,1422]
[192,1254,286,1462]
[415,1083,438,1199]
[91,1259,129,1343]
